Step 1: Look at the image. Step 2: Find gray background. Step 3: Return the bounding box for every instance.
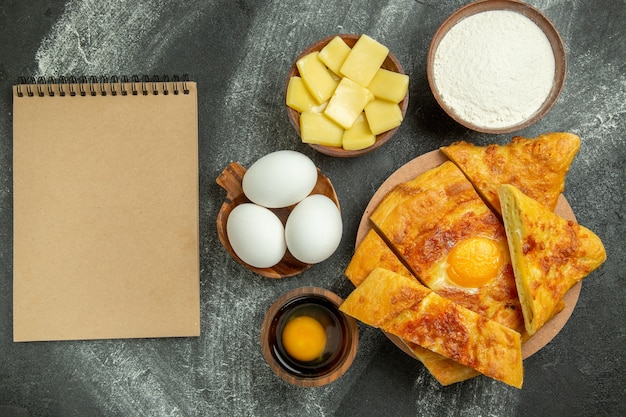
[1,0,624,416]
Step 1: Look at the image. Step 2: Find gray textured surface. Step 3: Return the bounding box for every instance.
[0,1,624,416]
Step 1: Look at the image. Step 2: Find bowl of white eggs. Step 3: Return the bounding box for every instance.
[216,150,342,278]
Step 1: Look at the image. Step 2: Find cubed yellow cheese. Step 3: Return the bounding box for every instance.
[342,113,376,151]
[319,36,352,75]
[324,77,374,129]
[300,111,344,147]
[286,76,327,113]
[296,52,339,104]
[340,35,389,87]
[364,99,403,135]
[367,68,409,103]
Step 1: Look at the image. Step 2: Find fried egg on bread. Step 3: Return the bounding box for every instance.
[345,228,479,385]
[370,161,525,335]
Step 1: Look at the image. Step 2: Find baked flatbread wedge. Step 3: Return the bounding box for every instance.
[498,184,607,336]
[340,268,524,388]
[401,341,479,385]
[345,229,479,385]
[441,132,580,215]
[345,229,413,287]
[370,161,525,336]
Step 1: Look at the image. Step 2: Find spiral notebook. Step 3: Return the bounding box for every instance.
[12,75,200,342]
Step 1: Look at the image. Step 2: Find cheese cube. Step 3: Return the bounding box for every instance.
[340,35,389,87]
[296,52,339,104]
[364,99,403,135]
[300,111,344,147]
[342,113,376,151]
[367,68,409,103]
[319,36,352,75]
[286,76,327,113]
[324,77,374,129]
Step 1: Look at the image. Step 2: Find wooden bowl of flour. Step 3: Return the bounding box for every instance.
[427,0,566,134]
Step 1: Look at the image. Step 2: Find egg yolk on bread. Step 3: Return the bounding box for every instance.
[447,237,504,288]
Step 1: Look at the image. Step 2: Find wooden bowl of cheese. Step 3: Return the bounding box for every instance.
[286,34,409,157]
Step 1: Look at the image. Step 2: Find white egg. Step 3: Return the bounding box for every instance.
[226,203,286,268]
[242,150,318,208]
[285,194,342,264]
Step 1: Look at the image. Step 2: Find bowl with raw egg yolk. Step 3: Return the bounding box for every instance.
[260,287,359,387]
[286,34,409,157]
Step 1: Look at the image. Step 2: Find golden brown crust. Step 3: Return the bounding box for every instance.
[340,268,432,327]
[343,138,603,386]
[340,268,524,388]
[345,228,478,385]
[402,342,479,385]
[369,161,525,335]
[371,162,494,274]
[345,229,413,287]
[441,132,581,215]
[498,184,607,335]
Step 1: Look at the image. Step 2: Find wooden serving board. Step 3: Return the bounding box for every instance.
[355,150,580,359]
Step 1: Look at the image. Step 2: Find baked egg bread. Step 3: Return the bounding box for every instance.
[340,268,524,388]
[498,184,607,335]
[345,228,479,385]
[345,229,413,286]
[441,132,580,215]
[369,161,525,335]
[342,133,605,387]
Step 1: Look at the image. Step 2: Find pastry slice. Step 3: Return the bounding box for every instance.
[370,161,525,336]
[345,229,413,287]
[345,229,479,385]
[498,184,607,336]
[401,341,479,386]
[340,268,524,388]
[441,132,580,215]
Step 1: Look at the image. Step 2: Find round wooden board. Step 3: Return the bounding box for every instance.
[355,150,581,359]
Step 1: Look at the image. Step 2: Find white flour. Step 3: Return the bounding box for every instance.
[433,10,555,129]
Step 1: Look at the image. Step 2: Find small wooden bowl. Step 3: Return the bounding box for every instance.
[426,0,566,134]
[216,162,340,278]
[286,34,409,157]
[260,287,359,387]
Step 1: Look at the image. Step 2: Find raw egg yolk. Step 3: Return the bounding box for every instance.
[447,237,504,288]
[281,316,327,362]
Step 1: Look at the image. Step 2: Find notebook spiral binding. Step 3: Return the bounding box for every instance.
[16,74,190,97]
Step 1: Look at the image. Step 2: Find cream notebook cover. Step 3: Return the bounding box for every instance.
[12,76,200,341]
